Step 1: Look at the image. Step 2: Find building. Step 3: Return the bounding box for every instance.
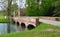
[13,8,25,17]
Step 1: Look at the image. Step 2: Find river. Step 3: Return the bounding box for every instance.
[0,23,20,34]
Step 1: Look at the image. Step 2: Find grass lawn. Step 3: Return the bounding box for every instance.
[0,23,60,37]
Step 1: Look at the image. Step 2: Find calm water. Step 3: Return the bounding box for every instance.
[0,23,20,34]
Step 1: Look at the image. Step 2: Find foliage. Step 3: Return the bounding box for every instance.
[25,0,43,16]
[11,3,18,12]
[0,16,9,23]
[53,7,60,16]
[10,3,18,16]
[25,0,60,16]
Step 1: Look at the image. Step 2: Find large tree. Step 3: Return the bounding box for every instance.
[7,0,12,33]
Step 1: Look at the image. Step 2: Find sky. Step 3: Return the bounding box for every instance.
[16,0,26,8]
[0,0,26,10]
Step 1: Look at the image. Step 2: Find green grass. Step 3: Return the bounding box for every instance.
[0,23,60,37]
[0,13,9,23]
[0,16,9,23]
[0,19,9,23]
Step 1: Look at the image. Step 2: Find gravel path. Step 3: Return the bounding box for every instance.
[39,19,60,26]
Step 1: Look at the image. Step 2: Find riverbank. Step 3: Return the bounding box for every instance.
[0,19,9,23]
[0,16,9,23]
[0,23,60,37]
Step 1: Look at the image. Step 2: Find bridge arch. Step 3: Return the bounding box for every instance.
[27,24,35,30]
[21,23,26,29]
[12,21,15,24]
[16,22,20,26]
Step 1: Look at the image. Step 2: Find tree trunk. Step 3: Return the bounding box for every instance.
[7,0,12,33]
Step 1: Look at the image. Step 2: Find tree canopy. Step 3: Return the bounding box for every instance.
[25,0,60,16]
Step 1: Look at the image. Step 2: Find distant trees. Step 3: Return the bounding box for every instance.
[11,3,18,16]
[53,7,60,17]
[25,0,60,16]
[11,3,18,12]
[25,0,43,16]
[52,0,60,16]
[43,0,60,16]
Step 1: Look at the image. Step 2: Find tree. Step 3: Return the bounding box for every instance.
[7,0,12,33]
[41,0,60,16]
[52,7,60,17]
[25,0,44,16]
[11,3,18,12]
[11,3,18,16]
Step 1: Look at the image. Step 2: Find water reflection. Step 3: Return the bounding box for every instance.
[0,23,20,34]
[0,23,7,34]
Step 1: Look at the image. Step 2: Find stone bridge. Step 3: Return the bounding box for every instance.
[13,16,40,30]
